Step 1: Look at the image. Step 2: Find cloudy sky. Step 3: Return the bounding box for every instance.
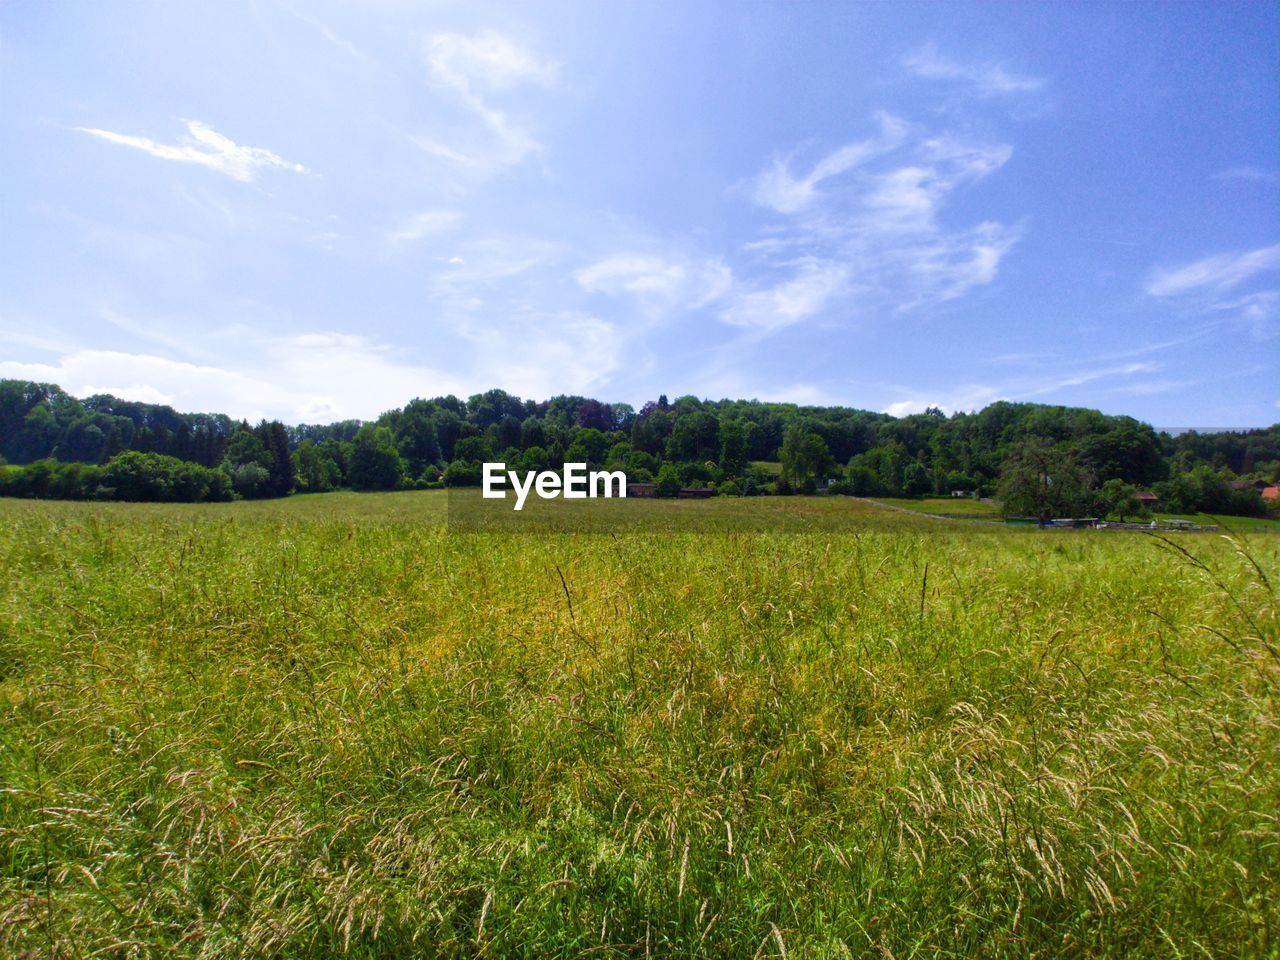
[1,0,1277,426]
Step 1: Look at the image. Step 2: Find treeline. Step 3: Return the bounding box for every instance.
[0,379,1277,515]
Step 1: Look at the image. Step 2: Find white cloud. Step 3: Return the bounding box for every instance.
[0,336,464,423]
[423,30,557,172]
[721,259,849,330]
[883,399,930,417]
[467,312,622,399]
[883,386,1005,417]
[1212,290,1280,340]
[1146,244,1280,297]
[860,139,1012,234]
[427,30,559,91]
[78,383,176,406]
[899,220,1024,306]
[741,119,1021,320]
[576,256,685,296]
[1145,244,1280,341]
[78,120,308,183]
[903,43,1044,95]
[752,112,907,214]
[1212,166,1278,183]
[389,210,463,242]
[575,254,732,307]
[883,362,1160,417]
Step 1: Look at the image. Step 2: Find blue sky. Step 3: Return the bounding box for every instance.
[1,0,1277,426]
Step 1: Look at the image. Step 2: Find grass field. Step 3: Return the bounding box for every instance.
[870,497,1005,520]
[1153,512,1280,534]
[1,492,1278,958]
[870,497,1280,532]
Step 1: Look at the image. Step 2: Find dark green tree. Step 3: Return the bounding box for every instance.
[780,425,832,492]
[719,420,748,477]
[997,439,1094,522]
[655,463,682,498]
[349,426,405,491]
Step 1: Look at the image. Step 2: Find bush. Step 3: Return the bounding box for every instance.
[0,456,228,503]
[103,452,232,502]
[655,464,681,498]
[229,462,271,499]
[443,459,483,487]
[350,426,406,491]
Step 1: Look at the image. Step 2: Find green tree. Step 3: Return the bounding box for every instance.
[393,401,441,476]
[349,426,405,491]
[1099,478,1140,521]
[223,428,271,471]
[293,440,341,492]
[780,425,832,492]
[997,439,1094,522]
[719,420,748,477]
[655,463,682,498]
[256,420,295,497]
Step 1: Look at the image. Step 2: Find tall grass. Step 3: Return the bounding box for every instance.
[0,493,1276,957]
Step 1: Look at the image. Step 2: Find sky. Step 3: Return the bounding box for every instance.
[1,0,1277,427]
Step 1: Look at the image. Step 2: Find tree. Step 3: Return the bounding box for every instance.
[453,435,493,464]
[349,426,404,491]
[223,428,271,471]
[655,463,682,498]
[719,420,748,477]
[256,420,295,497]
[1099,478,1141,521]
[902,459,931,496]
[229,462,272,499]
[779,425,832,492]
[293,440,341,492]
[997,439,1094,522]
[393,401,441,476]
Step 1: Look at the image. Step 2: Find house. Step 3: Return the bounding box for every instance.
[1263,485,1279,501]
[1231,478,1271,492]
[1135,491,1161,508]
[677,486,714,499]
[626,482,656,497]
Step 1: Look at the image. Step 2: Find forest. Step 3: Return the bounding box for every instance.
[0,378,1277,517]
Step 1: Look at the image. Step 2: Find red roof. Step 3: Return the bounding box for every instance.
[1135,491,1160,502]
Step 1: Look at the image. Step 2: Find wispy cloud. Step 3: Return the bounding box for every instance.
[1212,166,1278,184]
[389,210,463,242]
[721,259,850,330]
[1146,243,1280,297]
[738,116,1023,324]
[751,112,907,214]
[77,120,308,183]
[883,362,1160,417]
[903,42,1044,96]
[423,30,558,173]
[575,254,732,308]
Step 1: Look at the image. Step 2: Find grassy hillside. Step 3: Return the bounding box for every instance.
[1,492,1277,958]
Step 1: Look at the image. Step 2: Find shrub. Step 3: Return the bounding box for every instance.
[655,464,681,498]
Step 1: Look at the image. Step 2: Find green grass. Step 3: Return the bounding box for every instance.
[1154,511,1280,533]
[870,496,1005,520]
[1,492,1277,958]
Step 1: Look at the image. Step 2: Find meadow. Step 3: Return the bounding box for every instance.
[1,491,1277,958]
[864,497,1005,521]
